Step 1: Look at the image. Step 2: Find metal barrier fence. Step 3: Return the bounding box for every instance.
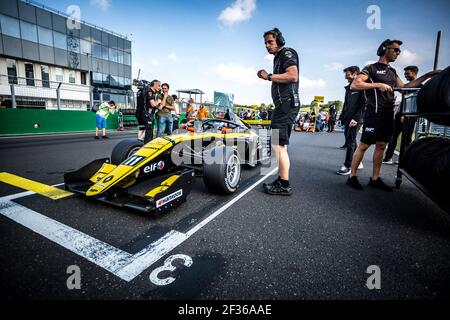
[0,75,133,110]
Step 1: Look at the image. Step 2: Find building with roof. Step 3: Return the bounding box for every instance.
[0,0,132,110]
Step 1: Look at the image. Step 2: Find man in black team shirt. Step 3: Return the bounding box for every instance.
[257,28,300,196]
[347,39,439,191]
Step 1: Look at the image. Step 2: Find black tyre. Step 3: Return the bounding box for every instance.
[427,138,450,197]
[418,66,450,114]
[402,137,436,171]
[408,137,448,183]
[110,139,144,165]
[203,146,241,194]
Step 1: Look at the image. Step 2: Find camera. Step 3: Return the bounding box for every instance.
[133,79,150,89]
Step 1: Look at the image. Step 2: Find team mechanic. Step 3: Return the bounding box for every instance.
[257,28,300,196]
[347,39,440,191]
[144,80,163,143]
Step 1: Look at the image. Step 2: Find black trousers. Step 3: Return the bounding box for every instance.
[143,111,154,144]
[384,115,416,160]
[343,124,349,147]
[327,119,335,132]
[344,123,361,168]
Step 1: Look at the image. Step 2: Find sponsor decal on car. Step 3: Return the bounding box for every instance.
[143,161,165,174]
[156,189,183,208]
[122,156,145,167]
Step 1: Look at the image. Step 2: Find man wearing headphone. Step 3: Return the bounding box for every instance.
[143,79,162,143]
[347,39,439,191]
[257,28,300,196]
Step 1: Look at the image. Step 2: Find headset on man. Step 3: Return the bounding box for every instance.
[265,28,286,47]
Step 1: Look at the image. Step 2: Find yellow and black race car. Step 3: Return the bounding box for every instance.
[64,117,271,214]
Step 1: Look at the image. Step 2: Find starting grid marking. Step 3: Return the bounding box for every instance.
[0,168,277,282]
[0,172,73,200]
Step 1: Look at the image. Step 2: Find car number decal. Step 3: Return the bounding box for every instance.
[122,155,145,167]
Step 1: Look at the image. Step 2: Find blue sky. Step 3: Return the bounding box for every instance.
[42,0,450,105]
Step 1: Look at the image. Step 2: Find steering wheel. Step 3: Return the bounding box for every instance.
[201,121,217,131]
[201,119,241,131]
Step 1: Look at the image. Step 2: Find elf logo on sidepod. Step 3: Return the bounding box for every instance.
[156,189,183,208]
[143,161,165,173]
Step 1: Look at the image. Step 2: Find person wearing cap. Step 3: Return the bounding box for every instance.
[95,100,116,139]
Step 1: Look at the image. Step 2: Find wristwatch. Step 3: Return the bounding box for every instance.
[267,74,273,81]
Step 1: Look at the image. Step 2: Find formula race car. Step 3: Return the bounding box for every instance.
[64,116,271,214]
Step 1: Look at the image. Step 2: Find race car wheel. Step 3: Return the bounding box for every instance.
[203,146,241,194]
[111,139,144,165]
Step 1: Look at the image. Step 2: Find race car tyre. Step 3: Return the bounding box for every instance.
[408,137,448,182]
[111,139,144,165]
[401,136,436,170]
[418,66,450,114]
[428,139,450,197]
[203,146,241,194]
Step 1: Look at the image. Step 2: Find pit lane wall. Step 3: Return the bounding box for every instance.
[0,109,118,135]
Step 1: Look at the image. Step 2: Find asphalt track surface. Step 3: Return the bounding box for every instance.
[0,130,449,300]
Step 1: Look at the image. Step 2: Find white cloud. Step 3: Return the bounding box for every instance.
[218,0,256,26]
[264,54,274,65]
[323,62,344,71]
[90,0,110,11]
[299,76,326,89]
[215,63,261,85]
[396,49,420,66]
[150,60,161,67]
[365,60,377,66]
[168,53,177,61]
[214,63,325,103]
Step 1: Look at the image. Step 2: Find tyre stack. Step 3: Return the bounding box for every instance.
[121,108,138,128]
[401,137,450,204]
[416,66,450,126]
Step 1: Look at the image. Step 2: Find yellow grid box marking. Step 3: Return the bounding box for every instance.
[0,172,73,200]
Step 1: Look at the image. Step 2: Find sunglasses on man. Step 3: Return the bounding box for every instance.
[387,47,401,54]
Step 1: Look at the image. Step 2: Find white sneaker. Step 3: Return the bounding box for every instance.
[383,158,393,165]
[358,162,364,169]
[336,165,351,175]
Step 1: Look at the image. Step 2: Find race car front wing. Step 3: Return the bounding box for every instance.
[64,158,195,214]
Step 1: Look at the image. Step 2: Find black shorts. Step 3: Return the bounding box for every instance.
[136,108,146,126]
[360,110,394,145]
[271,96,300,146]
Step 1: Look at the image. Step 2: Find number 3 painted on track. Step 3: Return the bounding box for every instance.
[149,254,193,286]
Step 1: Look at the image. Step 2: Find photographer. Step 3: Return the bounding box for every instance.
[94,100,116,139]
[179,111,198,130]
